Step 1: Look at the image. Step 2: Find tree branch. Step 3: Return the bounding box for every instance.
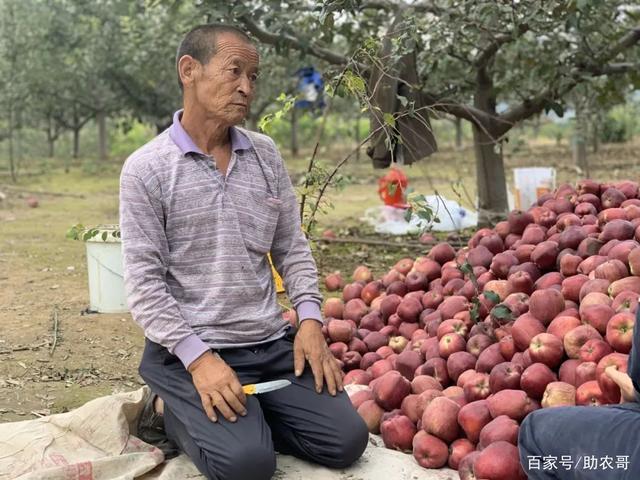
[420,92,498,129]
[238,15,368,70]
[583,62,640,75]
[499,26,640,130]
[474,24,530,69]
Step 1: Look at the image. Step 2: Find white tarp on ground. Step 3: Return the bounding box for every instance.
[362,197,477,235]
[0,386,457,480]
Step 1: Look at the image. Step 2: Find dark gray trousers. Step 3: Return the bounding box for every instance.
[139,327,369,480]
[519,402,640,479]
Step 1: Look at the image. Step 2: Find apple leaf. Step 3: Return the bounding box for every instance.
[484,291,500,304]
[490,304,513,323]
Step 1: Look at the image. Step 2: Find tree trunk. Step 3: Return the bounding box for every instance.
[291,107,299,157]
[591,114,600,154]
[7,104,16,183]
[533,115,541,137]
[73,127,80,160]
[473,126,507,226]
[46,116,55,158]
[97,111,107,161]
[454,117,463,150]
[473,69,507,227]
[48,137,55,158]
[573,101,589,177]
[354,112,361,162]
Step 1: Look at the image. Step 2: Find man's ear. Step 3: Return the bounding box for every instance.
[178,55,199,88]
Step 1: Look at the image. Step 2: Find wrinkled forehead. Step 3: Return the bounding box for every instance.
[214,33,260,65]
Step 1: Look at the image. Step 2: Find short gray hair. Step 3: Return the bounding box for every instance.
[175,24,254,91]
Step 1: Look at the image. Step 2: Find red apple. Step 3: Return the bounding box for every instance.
[463,372,491,402]
[448,438,476,470]
[457,399,492,444]
[422,396,461,443]
[474,441,526,480]
[596,353,629,403]
[395,349,422,381]
[579,339,613,363]
[344,369,372,386]
[575,380,606,406]
[412,430,448,469]
[476,343,507,374]
[439,333,466,359]
[520,363,557,400]
[467,334,493,358]
[487,389,533,421]
[353,265,373,283]
[512,313,546,351]
[447,351,477,384]
[324,272,345,292]
[478,415,519,449]
[547,315,582,341]
[541,381,576,408]
[349,387,373,409]
[488,359,524,394]
[575,361,597,387]
[380,414,417,452]
[563,325,603,359]
[606,312,635,353]
[529,333,564,369]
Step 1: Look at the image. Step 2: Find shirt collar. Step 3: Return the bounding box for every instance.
[168,109,252,156]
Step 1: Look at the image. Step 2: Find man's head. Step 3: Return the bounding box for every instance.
[176,24,259,126]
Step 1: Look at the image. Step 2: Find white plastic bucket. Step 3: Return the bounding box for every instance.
[512,167,556,210]
[85,225,128,313]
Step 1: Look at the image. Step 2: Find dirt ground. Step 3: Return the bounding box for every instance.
[0,140,638,422]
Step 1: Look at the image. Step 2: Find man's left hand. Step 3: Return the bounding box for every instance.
[294,320,344,396]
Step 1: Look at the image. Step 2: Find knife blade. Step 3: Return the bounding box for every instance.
[242,379,291,395]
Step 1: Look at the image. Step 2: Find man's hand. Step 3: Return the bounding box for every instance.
[187,351,247,422]
[294,320,343,396]
[605,366,637,403]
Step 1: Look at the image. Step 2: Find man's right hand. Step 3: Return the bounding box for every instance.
[187,351,247,422]
[605,366,637,403]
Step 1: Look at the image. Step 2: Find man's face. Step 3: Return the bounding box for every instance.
[191,33,259,125]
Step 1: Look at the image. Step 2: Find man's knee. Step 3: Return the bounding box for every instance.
[323,410,369,469]
[202,442,276,480]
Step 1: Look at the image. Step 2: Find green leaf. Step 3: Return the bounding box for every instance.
[470,298,480,323]
[343,70,366,96]
[383,112,396,127]
[546,100,565,117]
[491,304,513,323]
[458,261,473,276]
[404,208,413,222]
[484,291,500,304]
[101,231,108,241]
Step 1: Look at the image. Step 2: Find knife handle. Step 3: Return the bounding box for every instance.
[242,384,256,395]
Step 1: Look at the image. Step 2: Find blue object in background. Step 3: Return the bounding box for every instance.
[295,67,325,111]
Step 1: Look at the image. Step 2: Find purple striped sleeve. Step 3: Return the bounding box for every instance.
[174,334,211,370]
[297,300,323,325]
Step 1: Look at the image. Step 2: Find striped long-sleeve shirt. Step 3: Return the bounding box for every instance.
[119,110,323,370]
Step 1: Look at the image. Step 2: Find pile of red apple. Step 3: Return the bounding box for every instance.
[321,179,638,480]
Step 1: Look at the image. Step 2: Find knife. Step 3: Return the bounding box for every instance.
[242,379,291,395]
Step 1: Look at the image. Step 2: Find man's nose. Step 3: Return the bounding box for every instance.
[237,74,253,97]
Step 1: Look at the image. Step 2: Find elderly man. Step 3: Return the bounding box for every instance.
[119,24,368,480]
[519,308,640,479]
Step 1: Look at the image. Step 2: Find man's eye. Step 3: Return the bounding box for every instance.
[229,67,240,75]
[250,73,259,82]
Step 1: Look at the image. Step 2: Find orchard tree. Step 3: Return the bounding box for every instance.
[196,0,639,225]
